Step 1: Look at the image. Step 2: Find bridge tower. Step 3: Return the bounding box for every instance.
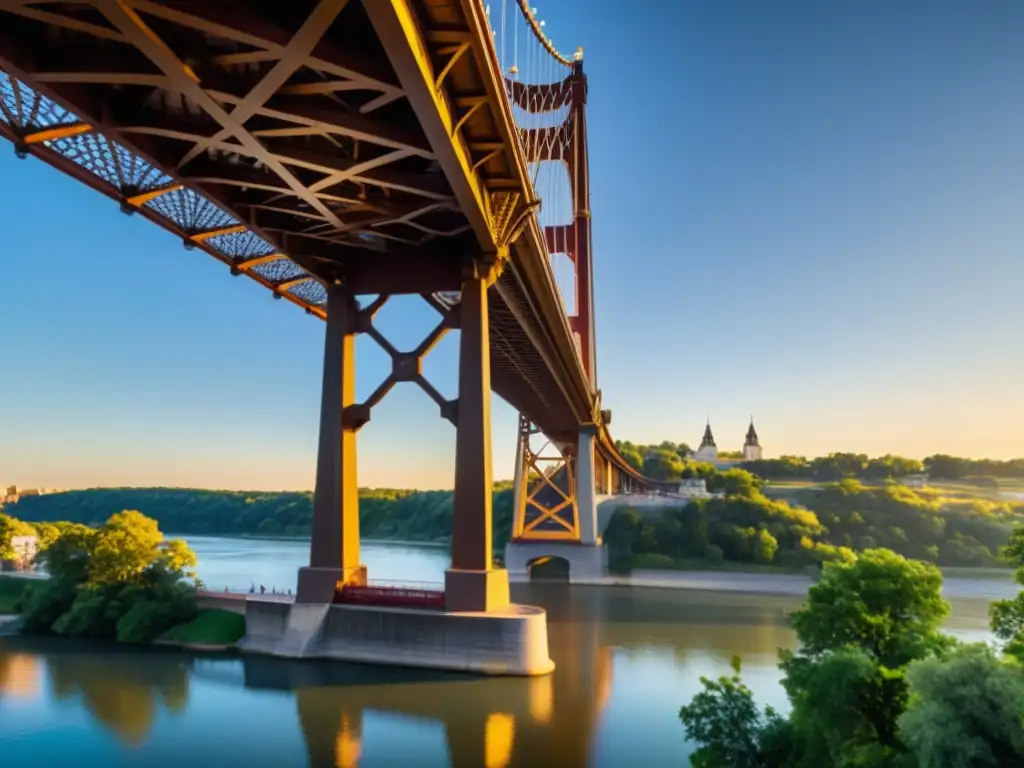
[503,56,618,581]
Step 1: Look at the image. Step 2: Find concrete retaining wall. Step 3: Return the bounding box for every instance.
[237,599,554,677]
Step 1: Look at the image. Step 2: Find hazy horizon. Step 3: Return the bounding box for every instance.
[2,0,1022,491]
[6,443,1021,495]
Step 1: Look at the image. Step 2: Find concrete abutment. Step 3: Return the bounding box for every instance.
[237,598,555,677]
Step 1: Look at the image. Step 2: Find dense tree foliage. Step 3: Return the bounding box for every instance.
[679,550,1024,767]
[605,469,1022,572]
[8,484,518,551]
[0,511,35,560]
[614,440,1024,486]
[990,524,1024,662]
[898,644,1024,767]
[679,656,785,768]
[13,510,199,644]
[746,453,1024,485]
[604,483,853,574]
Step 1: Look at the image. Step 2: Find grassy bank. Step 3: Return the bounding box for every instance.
[158,609,246,648]
[0,575,247,648]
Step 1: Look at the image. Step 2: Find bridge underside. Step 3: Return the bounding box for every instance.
[0,0,583,442]
[0,0,663,676]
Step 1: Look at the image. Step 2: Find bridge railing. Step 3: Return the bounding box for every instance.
[335,579,446,610]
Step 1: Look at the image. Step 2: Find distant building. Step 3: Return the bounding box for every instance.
[743,418,763,462]
[1,486,62,505]
[899,473,929,489]
[1,534,38,572]
[686,418,764,469]
[690,421,718,463]
[675,478,715,499]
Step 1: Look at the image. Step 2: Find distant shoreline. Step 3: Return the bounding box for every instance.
[169,532,451,549]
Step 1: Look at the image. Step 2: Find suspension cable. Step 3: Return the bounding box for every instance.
[513,0,580,67]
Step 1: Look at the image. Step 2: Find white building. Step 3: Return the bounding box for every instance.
[743,418,763,462]
[1,534,38,572]
[690,421,718,463]
[675,478,715,498]
[899,473,929,489]
[687,418,764,467]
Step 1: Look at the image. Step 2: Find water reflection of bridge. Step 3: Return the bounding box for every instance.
[0,598,612,766]
[244,584,613,767]
[0,585,806,766]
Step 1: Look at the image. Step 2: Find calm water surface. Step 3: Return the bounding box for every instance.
[0,536,1002,767]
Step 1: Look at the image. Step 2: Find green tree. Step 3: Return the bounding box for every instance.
[752,528,778,565]
[778,550,952,763]
[898,644,1024,767]
[990,524,1024,662]
[41,523,97,585]
[87,510,165,587]
[32,522,62,551]
[678,549,953,767]
[19,510,199,644]
[0,512,34,560]
[790,549,951,667]
[679,656,781,768]
[157,538,198,581]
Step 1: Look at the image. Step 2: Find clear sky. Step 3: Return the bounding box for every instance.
[2,0,1022,492]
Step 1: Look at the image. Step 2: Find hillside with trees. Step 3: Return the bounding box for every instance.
[605,474,1024,572]
[616,439,1024,487]
[7,483,517,549]
[7,446,1023,571]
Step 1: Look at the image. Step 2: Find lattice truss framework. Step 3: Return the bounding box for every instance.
[512,414,581,541]
[0,0,661,488]
[0,0,479,317]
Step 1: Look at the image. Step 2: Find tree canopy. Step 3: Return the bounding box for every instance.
[679,548,1024,767]
[13,510,200,644]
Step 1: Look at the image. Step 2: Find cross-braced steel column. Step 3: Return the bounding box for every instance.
[445,269,510,612]
[297,284,366,603]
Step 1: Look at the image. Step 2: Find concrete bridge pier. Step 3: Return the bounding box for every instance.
[239,277,554,677]
[296,285,365,604]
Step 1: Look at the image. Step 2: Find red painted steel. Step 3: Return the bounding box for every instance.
[334,584,446,610]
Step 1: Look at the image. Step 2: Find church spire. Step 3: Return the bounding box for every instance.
[745,416,760,447]
[700,419,716,449]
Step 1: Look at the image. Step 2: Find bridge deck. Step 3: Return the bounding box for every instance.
[0,0,655,484]
[0,0,588,440]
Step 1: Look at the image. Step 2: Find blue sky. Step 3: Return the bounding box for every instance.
[2,0,1022,491]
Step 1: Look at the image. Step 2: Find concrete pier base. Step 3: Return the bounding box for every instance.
[237,599,555,677]
[504,541,608,582]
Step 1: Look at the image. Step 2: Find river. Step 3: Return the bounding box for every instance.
[0,536,1010,767]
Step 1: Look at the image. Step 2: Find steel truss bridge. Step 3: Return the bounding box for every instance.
[0,0,659,609]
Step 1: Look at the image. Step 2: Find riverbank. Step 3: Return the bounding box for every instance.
[235,533,449,548]
[0,575,246,649]
[166,532,451,548]
[550,568,1018,601]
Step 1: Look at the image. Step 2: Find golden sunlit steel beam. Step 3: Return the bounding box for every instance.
[23,122,92,143]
